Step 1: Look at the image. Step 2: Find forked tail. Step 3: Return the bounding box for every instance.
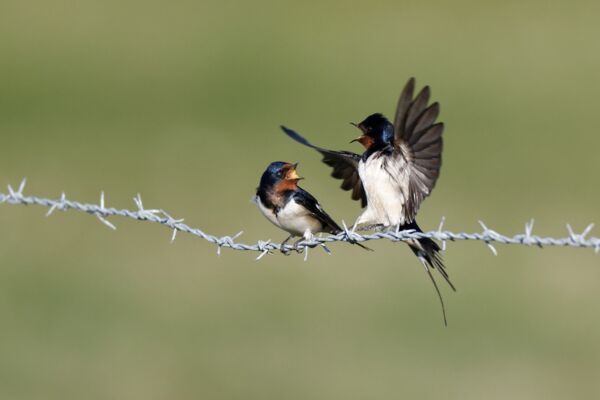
[402,221,456,326]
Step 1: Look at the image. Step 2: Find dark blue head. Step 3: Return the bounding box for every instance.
[351,113,394,151]
[258,161,303,191]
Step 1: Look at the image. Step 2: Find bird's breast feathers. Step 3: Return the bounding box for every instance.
[358,152,410,226]
[255,196,321,238]
[276,198,322,238]
[254,195,279,227]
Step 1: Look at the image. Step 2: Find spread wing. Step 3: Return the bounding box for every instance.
[292,189,341,234]
[281,126,367,207]
[392,78,444,221]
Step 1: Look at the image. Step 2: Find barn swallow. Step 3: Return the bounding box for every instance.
[255,161,370,253]
[281,78,455,324]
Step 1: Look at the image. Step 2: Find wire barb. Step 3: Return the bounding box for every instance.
[0,180,599,257]
[46,192,67,217]
[255,240,272,260]
[438,216,447,251]
[478,221,498,256]
[95,191,116,230]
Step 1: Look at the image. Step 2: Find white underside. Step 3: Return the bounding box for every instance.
[254,196,322,239]
[356,153,409,227]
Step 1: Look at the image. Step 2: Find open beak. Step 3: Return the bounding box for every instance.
[351,134,374,149]
[286,163,304,181]
[349,122,364,144]
[350,135,366,144]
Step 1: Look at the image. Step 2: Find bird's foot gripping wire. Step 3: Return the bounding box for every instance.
[279,235,296,255]
[356,223,386,232]
[279,236,311,256]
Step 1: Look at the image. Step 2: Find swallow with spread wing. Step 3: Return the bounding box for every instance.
[281,78,455,324]
[255,161,370,253]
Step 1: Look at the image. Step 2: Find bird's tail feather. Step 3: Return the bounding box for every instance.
[402,221,456,326]
[354,242,373,252]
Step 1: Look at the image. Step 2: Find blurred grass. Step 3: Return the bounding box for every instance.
[1,0,600,399]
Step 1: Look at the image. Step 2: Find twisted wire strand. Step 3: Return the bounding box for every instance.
[1,179,598,260]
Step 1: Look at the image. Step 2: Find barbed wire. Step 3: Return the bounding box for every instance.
[1,179,598,260]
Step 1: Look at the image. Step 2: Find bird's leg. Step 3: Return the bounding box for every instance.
[280,234,295,255]
[292,237,306,252]
[351,213,384,232]
[293,229,315,253]
[294,229,316,251]
[352,222,385,232]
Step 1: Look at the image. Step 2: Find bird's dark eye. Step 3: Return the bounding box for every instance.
[277,171,284,178]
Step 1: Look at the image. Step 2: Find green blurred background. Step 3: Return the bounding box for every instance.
[1,0,599,398]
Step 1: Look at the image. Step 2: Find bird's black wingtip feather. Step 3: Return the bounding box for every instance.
[280,125,313,147]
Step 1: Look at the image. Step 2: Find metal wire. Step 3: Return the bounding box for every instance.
[1,179,598,260]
